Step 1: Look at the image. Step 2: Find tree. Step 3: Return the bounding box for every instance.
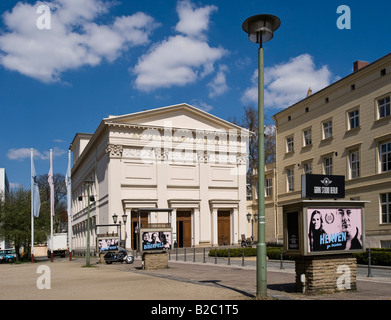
[230,105,276,175]
[0,173,67,259]
[0,187,49,260]
[37,173,67,233]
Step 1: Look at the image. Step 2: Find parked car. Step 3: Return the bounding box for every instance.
[0,252,15,263]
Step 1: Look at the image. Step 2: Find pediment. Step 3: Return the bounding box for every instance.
[105,103,246,133]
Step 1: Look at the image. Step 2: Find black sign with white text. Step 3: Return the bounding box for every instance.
[301,174,345,199]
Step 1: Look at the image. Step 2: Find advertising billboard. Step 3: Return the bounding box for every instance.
[307,208,363,253]
[141,230,172,251]
[97,237,119,251]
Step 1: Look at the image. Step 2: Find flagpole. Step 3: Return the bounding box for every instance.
[50,149,54,262]
[67,150,72,261]
[31,148,34,264]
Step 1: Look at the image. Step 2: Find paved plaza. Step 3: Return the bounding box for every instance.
[1,256,391,301]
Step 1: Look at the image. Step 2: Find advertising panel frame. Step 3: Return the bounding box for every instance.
[139,227,172,253]
[97,236,120,252]
[283,200,367,256]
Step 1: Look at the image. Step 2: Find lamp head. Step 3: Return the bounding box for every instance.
[242,14,280,44]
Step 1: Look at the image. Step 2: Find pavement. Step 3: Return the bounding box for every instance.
[1,254,390,302]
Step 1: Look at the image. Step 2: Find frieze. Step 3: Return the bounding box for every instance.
[105,144,123,157]
[122,147,247,165]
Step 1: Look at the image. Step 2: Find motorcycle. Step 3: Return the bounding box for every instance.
[104,247,134,264]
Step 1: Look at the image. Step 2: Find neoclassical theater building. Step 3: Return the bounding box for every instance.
[70,104,250,253]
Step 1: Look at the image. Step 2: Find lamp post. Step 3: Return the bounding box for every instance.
[112,213,128,248]
[242,14,280,299]
[247,212,258,243]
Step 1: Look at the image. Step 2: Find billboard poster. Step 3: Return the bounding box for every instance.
[307,208,363,253]
[142,231,172,251]
[98,238,119,251]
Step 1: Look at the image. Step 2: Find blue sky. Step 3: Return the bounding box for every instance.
[1,0,390,188]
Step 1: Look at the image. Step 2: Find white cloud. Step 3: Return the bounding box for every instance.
[242,54,333,110]
[7,147,66,161]
[134,35,226,91]
[208,64,229,98]
[133,0,226,92]
[0,0,158,82]
[191,100,214,112]
[175,0,217,39]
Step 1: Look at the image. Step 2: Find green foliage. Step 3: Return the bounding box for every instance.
[0,173,66,258]
[210,247,391,266]
[353,249,391,266]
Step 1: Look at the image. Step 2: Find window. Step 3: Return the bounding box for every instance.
[378,97,390,119]
[303,162,312,174]
[265,177,273,197]
[324,157,333,175]
[303,129,312,146]
[348,109,360,130]
[349,150,360,179]
[380,193,391,223]
[380,142,391,172]
[323,121,332,139]
[381,240,391,248]
[286,137,294,153]
[286,168,294,192]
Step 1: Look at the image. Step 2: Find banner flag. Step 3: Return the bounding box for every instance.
[48,150,55,217]
[31,150,41,218]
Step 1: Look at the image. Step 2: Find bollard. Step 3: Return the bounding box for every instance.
[367,247,373,277]
[193,248,196,263]
[203,248,206,263]
[215,249,217,264]
[228,248,231,265]
[184,248,186,262]
[280,247,284,269]
[242,247,245,266]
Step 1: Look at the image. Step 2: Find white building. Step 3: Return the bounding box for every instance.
[70,104,250,252]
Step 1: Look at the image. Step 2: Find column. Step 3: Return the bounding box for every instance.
[171,209,177,246]
[193,208,200,246]
[233,207,239,245]
[212,208,218,246]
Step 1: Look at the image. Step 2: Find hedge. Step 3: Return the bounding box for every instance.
[353,248,391,266]
[209,247,391,266]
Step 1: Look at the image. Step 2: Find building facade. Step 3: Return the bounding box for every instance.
[269,54,391,248]
[70,104,250,253]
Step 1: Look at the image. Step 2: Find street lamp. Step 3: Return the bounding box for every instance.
[112,213,128,248]
[246,212,258,243]
[242,13,280,299]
